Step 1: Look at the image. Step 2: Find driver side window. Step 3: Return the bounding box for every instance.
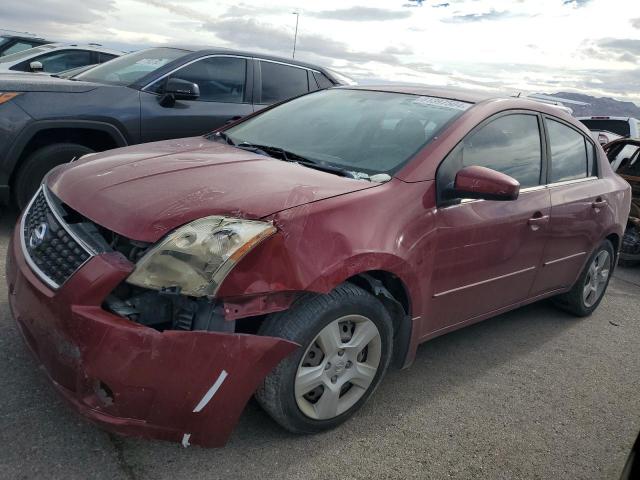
[150,57,247,103]
[437,113,543,203]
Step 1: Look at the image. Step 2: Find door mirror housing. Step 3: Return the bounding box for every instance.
[164,78,200,100]
[453,165,520,201]
[29,61,43,72]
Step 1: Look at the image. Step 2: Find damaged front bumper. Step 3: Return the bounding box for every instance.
[6,226,298,448]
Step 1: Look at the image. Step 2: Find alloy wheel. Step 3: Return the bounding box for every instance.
[582,250,611,308]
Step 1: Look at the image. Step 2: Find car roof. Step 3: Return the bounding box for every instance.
[333,84,588,122]
[0,30,49,41]
[37,43,124,55]
[160,45,334,73]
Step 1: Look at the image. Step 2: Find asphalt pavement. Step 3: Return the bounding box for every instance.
[1,208,639,480]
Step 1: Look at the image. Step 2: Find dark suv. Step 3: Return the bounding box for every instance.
[0,46,343,207]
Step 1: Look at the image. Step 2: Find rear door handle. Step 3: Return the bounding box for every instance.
[528,213,549,231]
[592,198,608,209]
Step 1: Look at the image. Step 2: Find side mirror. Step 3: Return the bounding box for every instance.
[165,78,199,100]
[158,78,200,107]
[453,165,520,201]
[29,61,43,72]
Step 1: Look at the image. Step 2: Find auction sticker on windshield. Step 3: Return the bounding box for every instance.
[412,96,471,111]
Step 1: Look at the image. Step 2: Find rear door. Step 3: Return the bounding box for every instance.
[140,55,254,142]
[530,117,609,295]
[428,113,552,335]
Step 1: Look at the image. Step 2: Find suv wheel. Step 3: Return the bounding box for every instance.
[14,143,94,209]
[256,283,393,434]
[552,240,615,316]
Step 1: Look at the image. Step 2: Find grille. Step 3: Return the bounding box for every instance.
[21,188,92,288]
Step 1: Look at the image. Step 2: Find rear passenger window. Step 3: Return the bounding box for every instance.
[313,71,334,89]
[260,61,308,104]
[547,119,589,182]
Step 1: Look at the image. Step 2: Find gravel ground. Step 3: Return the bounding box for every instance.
[0,208,638,480]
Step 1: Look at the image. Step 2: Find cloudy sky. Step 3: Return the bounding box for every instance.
[2,0,639,103]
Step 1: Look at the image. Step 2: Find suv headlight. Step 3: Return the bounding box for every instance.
[126,216,276,297]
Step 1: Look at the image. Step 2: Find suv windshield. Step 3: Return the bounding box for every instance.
[224,89,470,175]
[75,47,187,85]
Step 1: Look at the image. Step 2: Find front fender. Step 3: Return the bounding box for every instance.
[2,119,129,178]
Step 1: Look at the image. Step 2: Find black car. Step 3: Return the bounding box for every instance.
[0,46,344,208]
[0,32,51,57]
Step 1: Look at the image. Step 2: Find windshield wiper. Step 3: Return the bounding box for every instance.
[234,143,358,179]
[209,131,236,146]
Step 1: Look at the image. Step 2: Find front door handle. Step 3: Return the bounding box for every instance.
[592,198,608,210]
[528,212,549,231]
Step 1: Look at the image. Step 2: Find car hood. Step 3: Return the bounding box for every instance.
[0,73,100,93]
[48,137,380,242]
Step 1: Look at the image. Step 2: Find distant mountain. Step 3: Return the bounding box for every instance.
[544,92,640,118]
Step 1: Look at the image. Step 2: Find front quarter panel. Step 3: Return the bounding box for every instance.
[217,179,438,322]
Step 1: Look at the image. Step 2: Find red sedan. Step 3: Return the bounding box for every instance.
[6,86,631,447]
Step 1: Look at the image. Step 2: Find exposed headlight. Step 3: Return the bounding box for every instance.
[126,216,276,297]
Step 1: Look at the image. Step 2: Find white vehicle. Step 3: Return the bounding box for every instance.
[578,116,640,139]
[0,43,122,74]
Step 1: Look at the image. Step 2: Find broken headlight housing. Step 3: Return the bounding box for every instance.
[126,216,276,297]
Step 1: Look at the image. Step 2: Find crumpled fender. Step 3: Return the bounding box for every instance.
[7,230,299,448]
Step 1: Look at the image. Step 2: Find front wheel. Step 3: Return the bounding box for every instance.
[255,283,393,434]
[552,240,614,316]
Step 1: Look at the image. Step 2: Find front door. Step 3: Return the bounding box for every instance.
[427,113,551,336]
[140,55,255,142]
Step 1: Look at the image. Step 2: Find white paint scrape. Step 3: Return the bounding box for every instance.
[193,370,229,413]
[181,433,191,448]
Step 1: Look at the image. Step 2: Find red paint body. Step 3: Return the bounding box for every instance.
[6,87,631,447]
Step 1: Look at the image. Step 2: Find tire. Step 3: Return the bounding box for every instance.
[14,143,94,209]
[552,240,615,317]
[255,283,393,434]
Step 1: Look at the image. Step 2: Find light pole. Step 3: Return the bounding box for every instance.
[292,12,299,59]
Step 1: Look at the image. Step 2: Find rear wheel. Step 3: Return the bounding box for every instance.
[255,283,393,434]
[552,240,614,316]
[14,143,94,209]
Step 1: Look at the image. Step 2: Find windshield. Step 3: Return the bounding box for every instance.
[0,44,53,64]
[0,37,9,47]
[224,89,470,175]
[580,119,630,137]
[75,47,187,85]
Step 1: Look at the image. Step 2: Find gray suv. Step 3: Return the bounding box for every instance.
[0,46,343,207]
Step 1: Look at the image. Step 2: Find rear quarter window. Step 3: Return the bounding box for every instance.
[313,71,334,89]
